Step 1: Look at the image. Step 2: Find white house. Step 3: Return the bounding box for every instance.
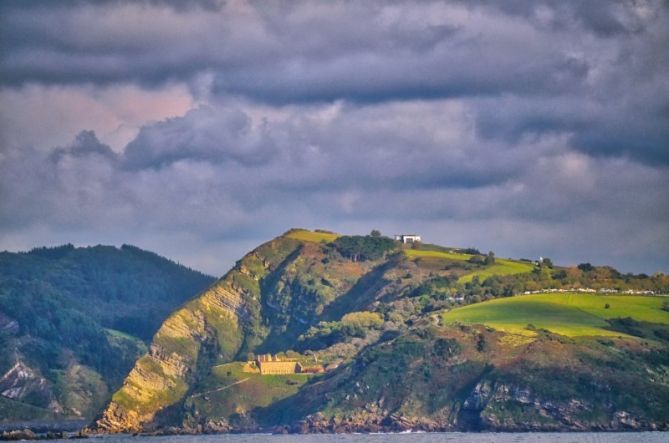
[395,234,422,243]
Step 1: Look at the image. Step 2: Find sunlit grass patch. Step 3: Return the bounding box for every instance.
[189,361,314,420]
[286,229,339,243]
[442,293,669,337]
[498,333,537,346]
[404,249,473,261]
[458,258,534,283]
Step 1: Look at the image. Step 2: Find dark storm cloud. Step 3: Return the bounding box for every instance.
[457,0,655,36]
[0,0,668,274]
[1,0,667,165]
[0,0,224,12]
[115,101,523,191]
[50,130,118,163]
[1,98,668,274]
[123,107,277,169]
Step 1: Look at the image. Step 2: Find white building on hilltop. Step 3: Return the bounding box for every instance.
[395,234,422,243]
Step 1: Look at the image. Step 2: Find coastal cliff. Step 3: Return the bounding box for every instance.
[93,230,669,433]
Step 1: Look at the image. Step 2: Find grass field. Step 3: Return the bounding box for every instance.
[442,293,669,337]
[458,258,535,283]
[404,249,534,283]
[404,249,473,261]
[286,229,339,243]
[188,362,314,420]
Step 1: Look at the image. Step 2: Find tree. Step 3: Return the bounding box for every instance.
[540,257,553,269]
[578,263,594,272]
[485,251,496,265]
[370,229,382,237]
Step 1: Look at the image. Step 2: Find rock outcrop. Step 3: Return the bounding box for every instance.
[0,361,59,412]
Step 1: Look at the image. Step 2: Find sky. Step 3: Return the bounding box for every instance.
[0,0,668,276]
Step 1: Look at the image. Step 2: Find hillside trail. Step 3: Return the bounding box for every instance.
[189,377,250,398]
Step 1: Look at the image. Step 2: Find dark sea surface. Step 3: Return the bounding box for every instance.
[47,433,669,443]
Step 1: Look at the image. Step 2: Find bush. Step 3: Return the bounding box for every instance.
[578,263,594,272]
[341,311,384,329]
[468,256,486,265]
[299,311,384,349]
[485,251,495,265]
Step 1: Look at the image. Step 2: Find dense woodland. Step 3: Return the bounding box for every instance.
[0,244,214,420]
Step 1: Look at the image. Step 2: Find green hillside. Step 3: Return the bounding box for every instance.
[458,259,535,284]
[286,229,339,243]
[442,293,669,337]
[185,361,314,427]
[404,249,473,261]
[94,229,669,434]
[0,245,214,424]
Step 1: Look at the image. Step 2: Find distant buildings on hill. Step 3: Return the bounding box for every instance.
[253,354,324,375]
[395,234,421,243]
[522,288,657,295]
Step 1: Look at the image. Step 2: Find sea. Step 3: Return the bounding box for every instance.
[46,433,669,443]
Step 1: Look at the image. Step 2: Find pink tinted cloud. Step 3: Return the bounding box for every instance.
[0,83,194,152]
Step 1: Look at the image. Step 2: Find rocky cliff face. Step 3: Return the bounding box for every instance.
[95,285,244,431]
[258,324,669,433]
[0,362,55,411]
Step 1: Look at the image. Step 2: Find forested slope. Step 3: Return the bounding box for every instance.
[0,244,214,423]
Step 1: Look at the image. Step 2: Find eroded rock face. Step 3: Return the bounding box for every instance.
[95,401,143,433]
[463,380,494,411]
[0,361,57,411]
[94,286,243,433]
[0,312,19,335]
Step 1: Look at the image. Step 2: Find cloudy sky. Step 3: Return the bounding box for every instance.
[1,0,668,276]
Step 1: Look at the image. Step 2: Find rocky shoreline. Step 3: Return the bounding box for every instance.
[144,409,668,436]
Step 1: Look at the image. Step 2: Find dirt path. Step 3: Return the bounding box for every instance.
[189,377,250,398]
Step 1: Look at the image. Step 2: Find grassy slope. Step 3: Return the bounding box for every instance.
[187,362,314,423]
[403,250,534,283]
[285,229,339,243]
[458,258,535,283]
[404,249,473,261]
[442,293,669,337]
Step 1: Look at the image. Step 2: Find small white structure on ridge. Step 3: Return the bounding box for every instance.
[395,234,422,243]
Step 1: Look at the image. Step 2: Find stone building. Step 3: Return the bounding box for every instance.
[255,354,301,375]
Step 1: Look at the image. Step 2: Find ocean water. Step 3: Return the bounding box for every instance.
[48,433,669,443]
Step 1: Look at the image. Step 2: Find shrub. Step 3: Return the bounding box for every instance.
[341,311,384,329]
[468,255,486,265]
